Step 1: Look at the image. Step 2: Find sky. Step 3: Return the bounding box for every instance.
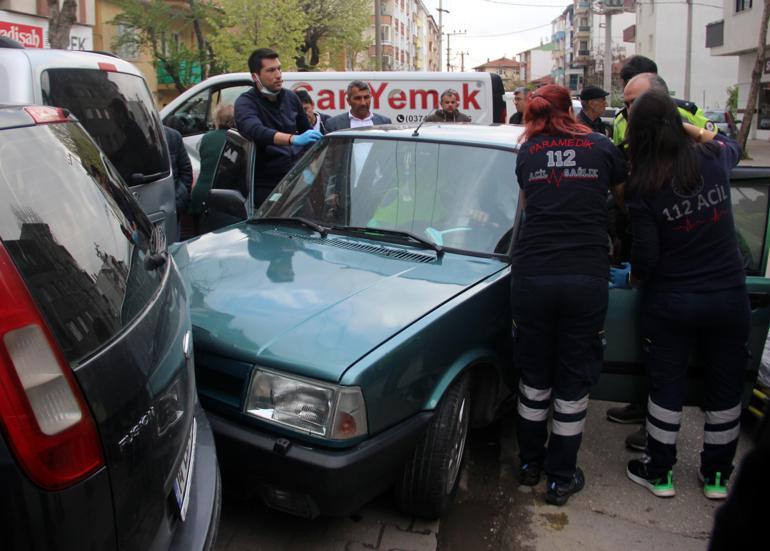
[423,0,574,70]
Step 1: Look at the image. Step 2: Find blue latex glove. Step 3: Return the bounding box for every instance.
[609,262,632,289]
[292,129,322,147]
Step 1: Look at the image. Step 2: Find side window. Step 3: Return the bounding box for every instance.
[208,84,251,131]
[166,89,210,136]
[732,182,770,274]
[210,135,248,198]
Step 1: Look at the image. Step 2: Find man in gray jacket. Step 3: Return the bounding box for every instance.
[325,80,391,131]
[424,89,471,123]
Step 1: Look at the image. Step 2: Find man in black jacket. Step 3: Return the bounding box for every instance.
[508,87,529,124]
[577,85,611,137]
[234,48,322,207]
[163,125,193,241]
[296,89,331,134]
[424,89,471,123]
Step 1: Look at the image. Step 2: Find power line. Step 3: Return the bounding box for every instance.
[479,0,570,6]
[463,22,553,38]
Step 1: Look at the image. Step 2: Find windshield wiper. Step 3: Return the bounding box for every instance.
[329,225,443,255]
[249,216,329,237]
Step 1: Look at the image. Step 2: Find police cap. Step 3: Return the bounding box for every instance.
[579,85,610,101]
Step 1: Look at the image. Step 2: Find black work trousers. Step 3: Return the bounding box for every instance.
[511,274,608,483]
[642,286,750,480]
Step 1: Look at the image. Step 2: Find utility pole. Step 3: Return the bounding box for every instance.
[595,1,623,95]
[437,1,450,72]
[375,0,382,71]
[684,0,693,100]
[460,50,469,72]
[445,30,466,73]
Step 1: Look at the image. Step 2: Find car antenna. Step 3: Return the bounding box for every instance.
[412,110,432,137]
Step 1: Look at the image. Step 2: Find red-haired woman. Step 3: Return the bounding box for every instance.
[512,84,626,505]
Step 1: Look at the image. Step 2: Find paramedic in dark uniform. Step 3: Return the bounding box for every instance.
[612,89,748,501]
[513,84,626,506]
[578,85,611,137]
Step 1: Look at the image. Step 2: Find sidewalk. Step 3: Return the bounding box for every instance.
[740,139,770,166]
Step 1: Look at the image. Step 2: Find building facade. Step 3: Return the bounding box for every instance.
[518,41,555,85]
[634,0,737,110]
[1,0,95,50]
[472,57,524,91]
[550,1,635,96]
[365,0,440,71]
[707,0,767,138]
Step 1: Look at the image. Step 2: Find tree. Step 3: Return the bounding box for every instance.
[295,0,370,70]
[208,0,307,73]
[110,0,221,93]
[48,0,78,49]
[738,0,770,152]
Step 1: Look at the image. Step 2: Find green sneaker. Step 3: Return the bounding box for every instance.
[626,459,676,497]
[699,471,728,500]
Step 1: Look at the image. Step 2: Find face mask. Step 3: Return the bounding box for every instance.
[255,79,279,97]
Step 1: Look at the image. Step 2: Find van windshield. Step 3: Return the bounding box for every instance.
[42,69,170,186]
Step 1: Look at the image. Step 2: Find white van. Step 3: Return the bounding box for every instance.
[160,71,507,155]
[0,45,178,242]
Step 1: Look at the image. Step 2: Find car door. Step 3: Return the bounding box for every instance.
[197,130,254,234]
[163,81,252,155]
[594,166,770,405]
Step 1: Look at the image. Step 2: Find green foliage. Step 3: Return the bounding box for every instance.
[110,0,222,92]
[726,85,738,116]
[296,0,371,70]
[209,0,308,73]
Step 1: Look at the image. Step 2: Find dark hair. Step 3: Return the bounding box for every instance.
[620,55,658,84]
[626,89,700,197]
[295,89,313,105]
[521,84,591,141]
[347,80,370,96]
[248,48,279,74]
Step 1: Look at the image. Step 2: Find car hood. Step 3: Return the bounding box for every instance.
[173,223,506,382]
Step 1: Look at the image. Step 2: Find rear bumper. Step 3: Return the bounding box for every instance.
[170,404,221,551]
[211,410,433,517]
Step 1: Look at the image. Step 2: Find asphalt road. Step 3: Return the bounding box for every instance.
[214,400,754,551]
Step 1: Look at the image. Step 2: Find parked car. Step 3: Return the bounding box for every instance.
[0,43,179,242]
[704,109,738,139]
[0,105,220,550]
[171,123,770,519]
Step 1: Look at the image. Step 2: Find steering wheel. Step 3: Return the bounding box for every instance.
[424,226,472,247]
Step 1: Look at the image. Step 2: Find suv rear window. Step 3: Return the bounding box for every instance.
[41,69,169,186]
[0,121,163,364]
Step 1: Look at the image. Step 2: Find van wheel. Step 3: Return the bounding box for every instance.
[396,374,471,518]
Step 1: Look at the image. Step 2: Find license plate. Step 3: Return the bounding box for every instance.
[172,418,197,521]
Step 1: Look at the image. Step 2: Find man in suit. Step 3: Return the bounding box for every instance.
[325,80,391,131]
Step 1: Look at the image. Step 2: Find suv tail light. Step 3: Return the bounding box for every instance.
[23,106,70,125]
[0,244,104,489]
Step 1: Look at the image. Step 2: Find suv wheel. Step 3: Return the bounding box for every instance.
[396,373,471,518]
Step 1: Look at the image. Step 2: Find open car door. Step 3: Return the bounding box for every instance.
[594,165,770,406]
[197,130,254,234]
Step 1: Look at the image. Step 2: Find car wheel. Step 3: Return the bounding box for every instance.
[396,373,471,518]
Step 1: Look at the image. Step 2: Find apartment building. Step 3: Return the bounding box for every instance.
[365,0,440,71]
[551,1,635,95]
[707,0,767,138]
[472,57,524,90]
[634,0,736,110]
[518,41,555,85]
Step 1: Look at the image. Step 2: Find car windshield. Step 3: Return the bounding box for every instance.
[705,111,727,123]
[256,137,519,255]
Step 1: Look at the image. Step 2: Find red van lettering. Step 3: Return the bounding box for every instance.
[410,89,438,109]
[462,83,480,110]
[369,82,387,109]
[339,89,347,110]
[388,89,406,110]
[316,89,336,111]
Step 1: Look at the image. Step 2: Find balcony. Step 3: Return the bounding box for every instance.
[552,30,566,42]
[575,1,590,13]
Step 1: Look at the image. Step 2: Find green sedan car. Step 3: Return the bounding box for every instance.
[171,124,770,519]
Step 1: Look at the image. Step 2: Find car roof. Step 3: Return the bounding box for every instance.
[0,48,142,75]
[326,123,524,150]
[0,104,36,129]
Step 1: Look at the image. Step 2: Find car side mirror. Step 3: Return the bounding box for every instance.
[206,188,247,219]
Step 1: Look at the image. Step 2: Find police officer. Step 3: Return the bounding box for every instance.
[611,89,748,501]
[612,55,714,147]
[513,84,626,506]
[578,85,611,137]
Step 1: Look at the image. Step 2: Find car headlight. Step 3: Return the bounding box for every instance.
[244,368,368,440]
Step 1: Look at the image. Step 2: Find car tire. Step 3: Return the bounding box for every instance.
[396,373,471,518]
